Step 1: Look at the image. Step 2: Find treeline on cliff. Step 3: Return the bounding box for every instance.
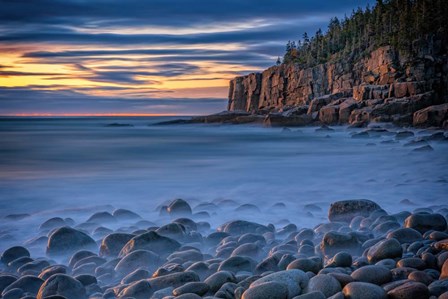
[282,0,447,67]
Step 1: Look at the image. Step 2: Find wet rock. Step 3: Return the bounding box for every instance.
[307,274,341,297]
[218,220,271,235]
[293,291,326,299]
[1,246,30,265]
[387,281,429,299]
[74,274,96,286]
[39,217,67,231]
[326,252,352,267]
[320,231,361,256]
[99,232,134,257]
[121,269,150,284]
[68,250,96,268]
[219,256,255,273]
[167,199,192,216]
[396,257,426,270]
[86,211,116,224]
[204,271,236,293]
[404,213,447,233]
[173,281,209,296]
[149,271,200,291]
[342,282,387,299]
[413,103,448,127]
[386,228,422,244]
[118,279,153,299]
[115,250,160,276]
[242,281,289,299]
[328,200,382,223]
[3,275,43,296]
[408,271,434,285]
[442,259,448,279]
[250,269,309,298]
[46,227,97,257]
[367,238,402,263]
[119,231,181,258]
[0,275,17,293]
[351,265,392,285]
[112,208,141,220]
[412,145,434,152]
[428,279,448,297]
[287,258,321,274]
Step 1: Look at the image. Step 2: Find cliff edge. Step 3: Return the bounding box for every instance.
[227,39,448,128]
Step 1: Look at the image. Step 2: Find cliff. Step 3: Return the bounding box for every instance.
[227,38,448,128]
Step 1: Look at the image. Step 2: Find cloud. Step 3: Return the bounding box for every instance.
[0,0,374,114]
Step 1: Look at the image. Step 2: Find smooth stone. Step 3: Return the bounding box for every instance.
[74,274,96,286]
[119,231,181,258]
[342,282,387,299]
[307,274,341,297]
[242,281,289,299]
[121,269,150,284]
[327,273,354,288]
[396,257,426,270]
[204,271,236,293]
[328,200,382,223]
[2,275,43,296]
[387,281,429,299]
[1,246,30,265]
[250,269,309,298]
[167,198,192,216]
[176,293,202,299]
[0,275,17,293]
[428,279,448,296]
[149,271,199,291]
[408,271,434,285]
[39,217,67,231]
[326,252,352,267]
[218,256,255,273]
[320,232,361,256]
[442,259,448,279]
[86,211,116,224]
[2,288,24,299]
[46,227,97,257]
[173,282,209,296]
[68,251,96,268]
[99,233,134,257]
[351,265,392,285]
[387,228,423,244]
[218,220,270,235]
[36,274,86,299]
[404,213,447,234]
[115,250,161,276]
[367,238,402,263]
[287,258,321,274]
[38,265,67,280]
[118,279,153,299]
[112,208,141,220]
[293,291,326,299]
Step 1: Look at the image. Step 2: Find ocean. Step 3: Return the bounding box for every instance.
[0,117,447,254]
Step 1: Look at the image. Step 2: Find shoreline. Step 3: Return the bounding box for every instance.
[1,198,447,298]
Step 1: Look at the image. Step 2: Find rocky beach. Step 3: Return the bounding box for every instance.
[1,193,448,299]
[0,119,447,299]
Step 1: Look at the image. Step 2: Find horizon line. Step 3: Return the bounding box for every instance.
[0,113,189,117]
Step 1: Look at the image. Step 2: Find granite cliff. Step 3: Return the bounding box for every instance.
[227,38,448,128]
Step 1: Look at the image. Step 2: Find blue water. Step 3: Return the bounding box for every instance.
[0,117,447,252]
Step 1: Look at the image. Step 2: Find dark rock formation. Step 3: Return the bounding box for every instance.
[227,40,447,128]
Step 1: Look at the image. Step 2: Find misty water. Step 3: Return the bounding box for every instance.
[0,117,447,255]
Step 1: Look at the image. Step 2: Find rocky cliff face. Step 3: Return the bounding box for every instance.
[228,39,448,128]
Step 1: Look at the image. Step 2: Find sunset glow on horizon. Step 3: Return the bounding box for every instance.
[0,0,372,115]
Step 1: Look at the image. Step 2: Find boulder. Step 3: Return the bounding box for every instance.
[36,274,86,299]
[242,281,289,299]
[99,233,134,257]
[250,269,309,298]
[46,227,96,257]
[404,213,447,234]
[342,282,387,299]
[413,103,448,127]
[119,231,180,258]
[367,238,402,263]
[328,200,382,223]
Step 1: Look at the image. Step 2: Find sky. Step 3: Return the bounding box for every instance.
[0,0,372,116]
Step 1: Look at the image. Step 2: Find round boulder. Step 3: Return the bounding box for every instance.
[46,227,96,257]
[404,213,447,234]
[242,281,288,299]
[343,282,387,299]
[328,200,382,223]
[37,274,86,299]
